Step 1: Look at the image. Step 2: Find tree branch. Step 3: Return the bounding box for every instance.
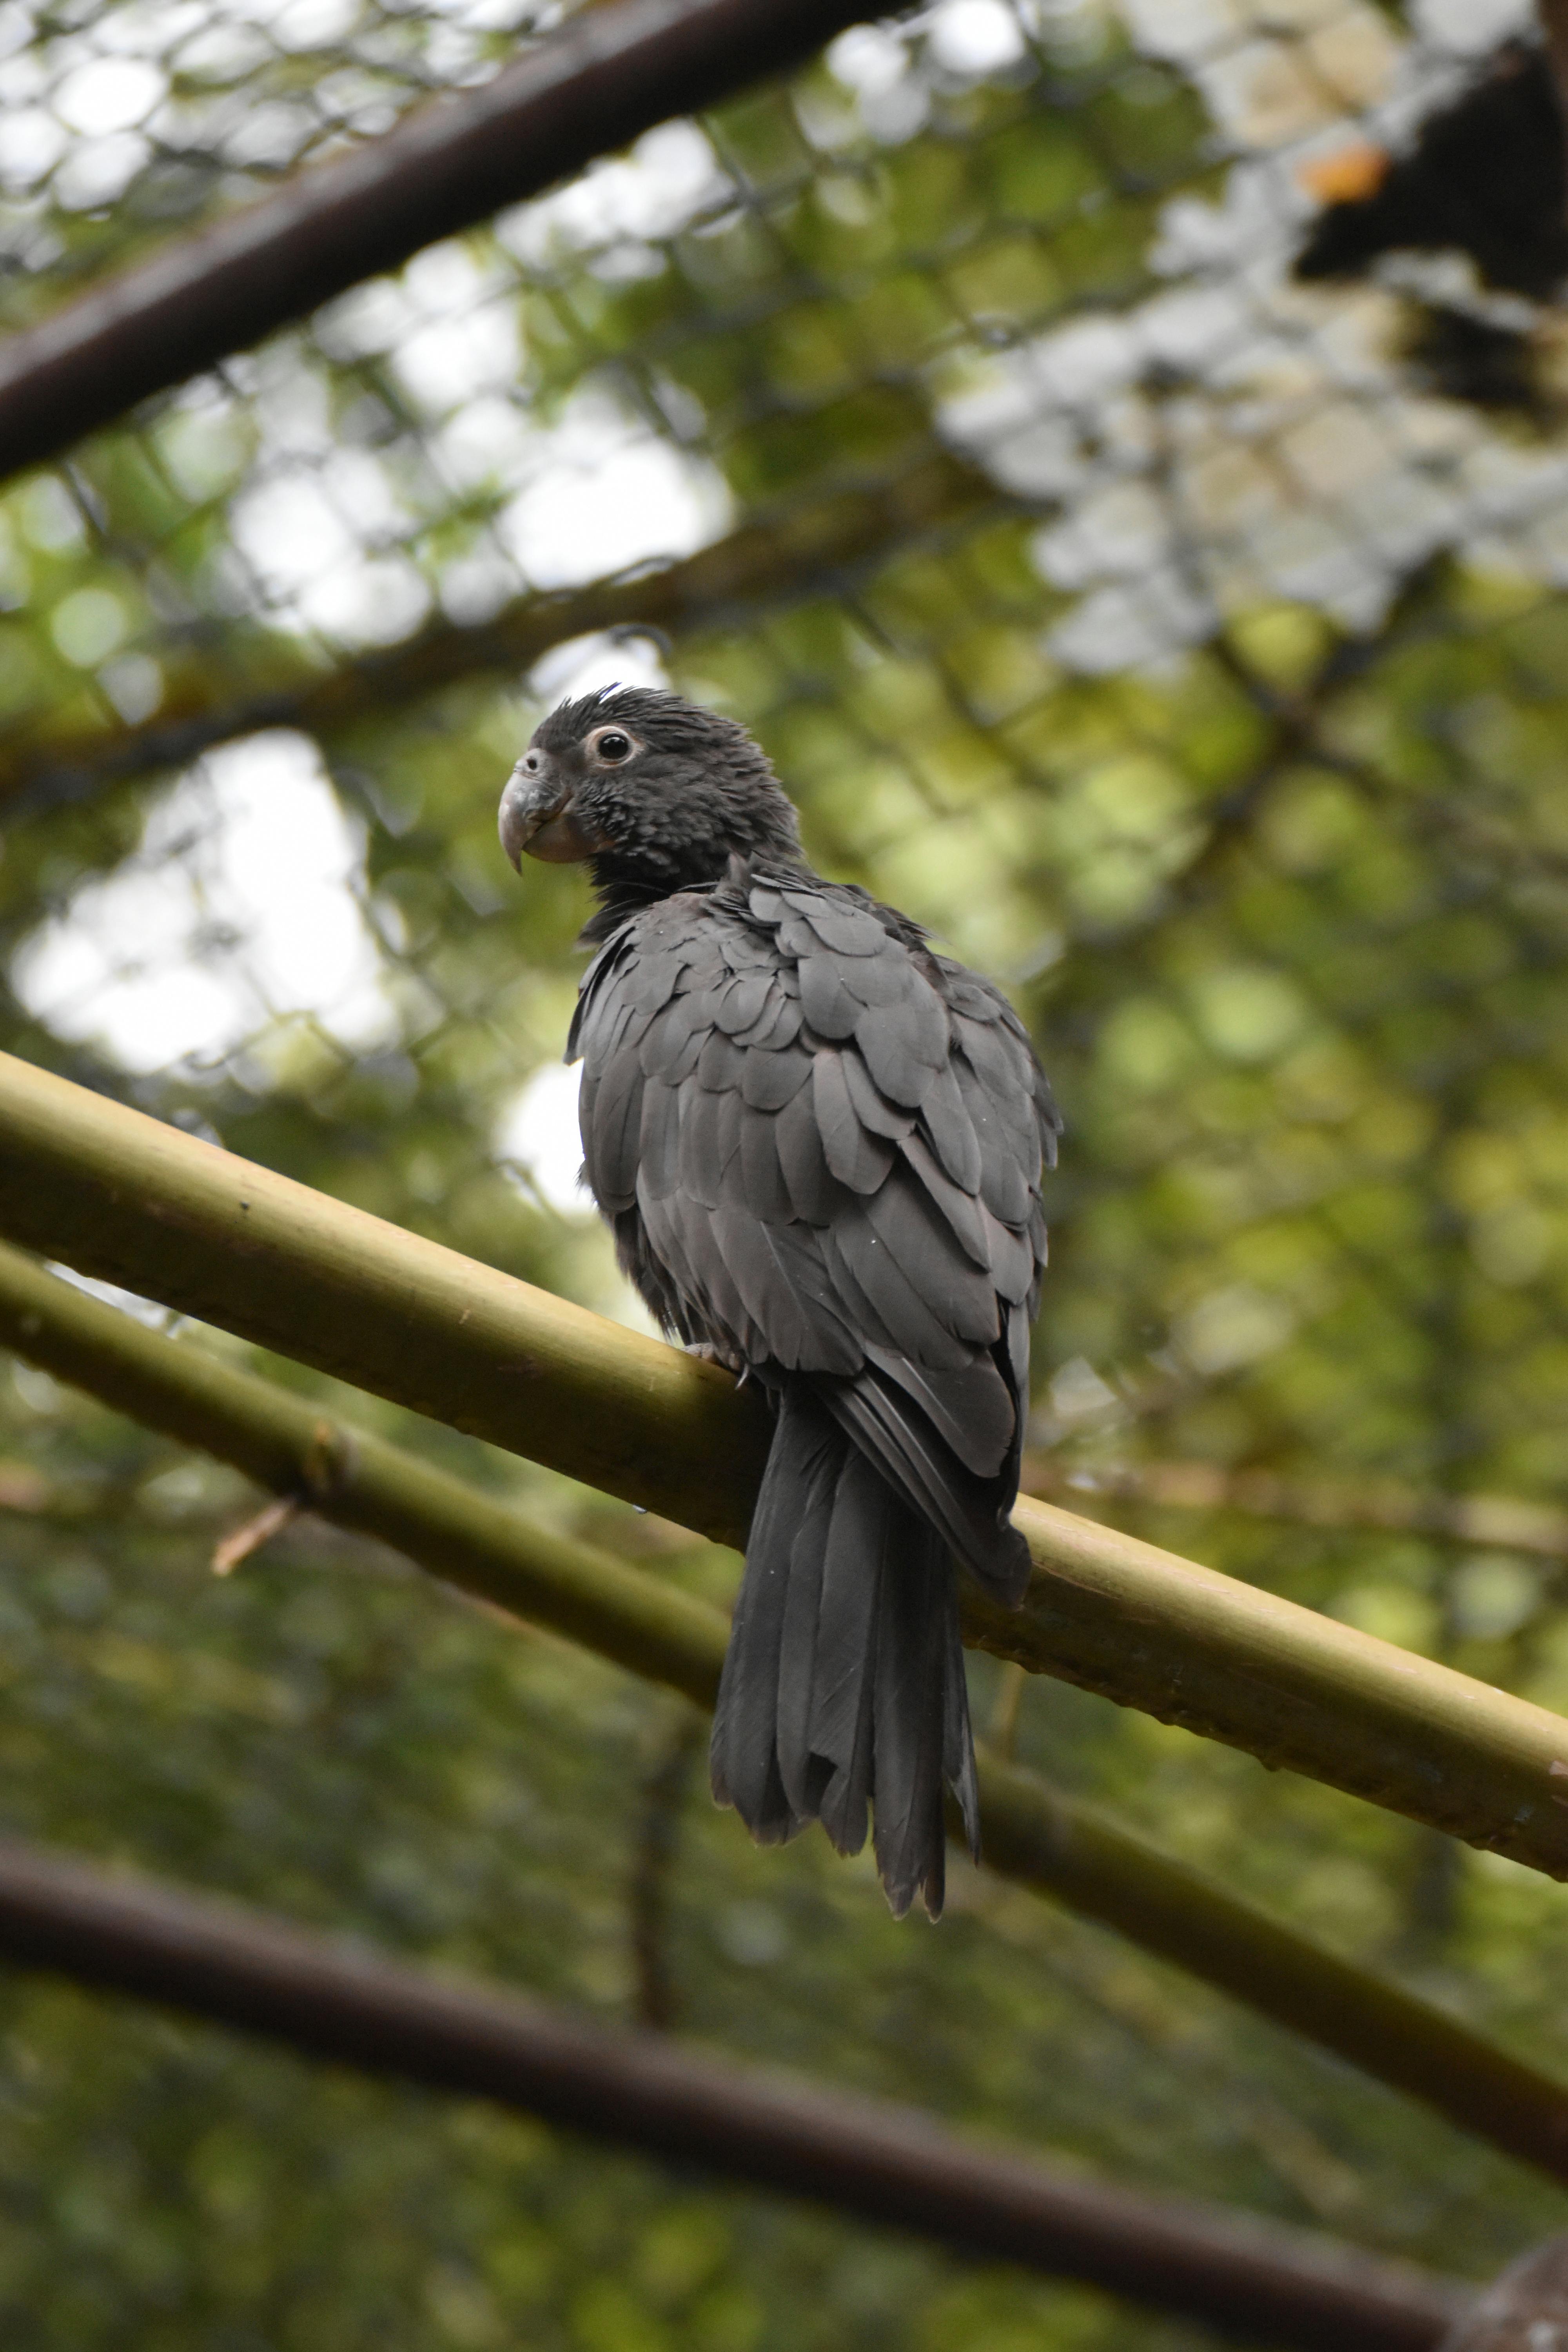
[0,1833,1467,2352]
[2,1241,1568,2186]
[0,0,878,487]
[1,1053,1566,1877]
[0,450,998,821]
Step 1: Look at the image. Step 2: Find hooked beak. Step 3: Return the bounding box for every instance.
[498,754,606,868]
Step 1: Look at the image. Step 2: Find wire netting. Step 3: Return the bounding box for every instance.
[4,0,1568,2343]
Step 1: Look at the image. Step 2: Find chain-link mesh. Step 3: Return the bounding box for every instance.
[0,0,581,313]
[4,0,1568,2341]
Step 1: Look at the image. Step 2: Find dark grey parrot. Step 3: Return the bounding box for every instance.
[499,689,1059,1917]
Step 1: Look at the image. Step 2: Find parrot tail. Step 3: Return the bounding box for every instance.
[710,1383,979,1920]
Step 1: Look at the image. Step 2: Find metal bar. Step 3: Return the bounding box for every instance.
[2,1051,1568,1878]
[0,1833,1469,2351]
[0,0,879,485]
[4,1242,1568,2189]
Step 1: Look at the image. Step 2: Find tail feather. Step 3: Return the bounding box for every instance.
[820,1363,1032,1604]
[711,1385,976,1918]
[709,1429,802,1844]
[804,1448,886,1851]
[774,1420,840,1820]
[942,1564,982,1865]
[870,1519,954,1917]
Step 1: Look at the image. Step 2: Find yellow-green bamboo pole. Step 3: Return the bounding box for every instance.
[1,1241,1567,2186]
[2,1049,1568,1876]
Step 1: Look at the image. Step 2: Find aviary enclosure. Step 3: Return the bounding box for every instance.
[0,0,1566,2344]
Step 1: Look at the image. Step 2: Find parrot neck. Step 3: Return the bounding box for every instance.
[587,828,807,913]
[581,840,812,942]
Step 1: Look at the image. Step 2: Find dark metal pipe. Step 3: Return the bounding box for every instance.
[1437,2233,1568,2348]
[0,0,873,485]
[0,1835,1468,2351]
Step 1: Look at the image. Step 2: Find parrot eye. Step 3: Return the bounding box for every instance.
[591,728,634,764]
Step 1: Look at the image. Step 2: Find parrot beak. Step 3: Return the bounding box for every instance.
[499,753,605,868]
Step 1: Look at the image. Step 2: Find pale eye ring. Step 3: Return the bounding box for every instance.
[593,728,633,763]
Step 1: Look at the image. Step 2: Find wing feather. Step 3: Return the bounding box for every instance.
[573,884,1050,1600]
[840,1048,915,1141]
[826,1205,980,1368]
[637,1076,681,1203]
[711,1205,818,1366]
[740,1105,794,1223]
[899,1129,989,1268]
[740,1040,811,1111]
[716,971,773,1035]
[855,989,950,1107]
[915,1060,982,1192]
[572,984,641,1069]
[799,954,861,1040]
[581,1044,643,1213]
[677,1083,723,1210]
[980,1202,1036,1305]
[862,1174,1001,1345]
[954,1055,1031,1224]
[776,1084,842,1224]
[788,894,887,956]
[955,1008,1034,1106]
[698,1031,746,1092]
[813,1049,896,1194]
[643,1189,754,1348]
[839,949,909,1009]
[624,950,690,1012]
[639,997,708,1082]
[732,987,802,1051]
[862,1343,1016,1478]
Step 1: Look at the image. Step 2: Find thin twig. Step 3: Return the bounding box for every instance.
[211,1492,300,1575]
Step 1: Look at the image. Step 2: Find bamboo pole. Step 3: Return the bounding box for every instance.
[2,1053,1568,1875]
[0,1240,730,1704]
[0,1835,1468,2352]
[3,1243,1568,2186]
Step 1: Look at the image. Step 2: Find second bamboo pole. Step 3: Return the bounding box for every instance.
[1,1242,1566,2185]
